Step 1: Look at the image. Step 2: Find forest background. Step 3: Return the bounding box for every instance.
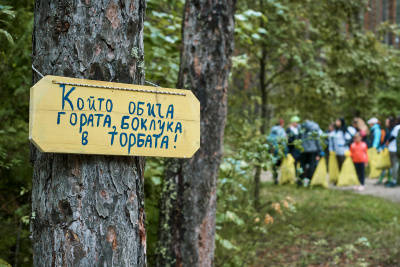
[1,0,400,266]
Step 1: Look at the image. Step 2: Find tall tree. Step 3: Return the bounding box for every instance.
[155,1,236,266]
[30,0,147,265]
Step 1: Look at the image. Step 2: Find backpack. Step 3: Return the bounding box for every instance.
[368,126,383,148]
[345,127,355,146]
[380,129,386,146]
[396,133,400,158]
[302,120,320,132]
[300,121,321,153]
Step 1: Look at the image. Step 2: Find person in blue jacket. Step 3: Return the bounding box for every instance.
[268,119,287,184]
[376,117,395,185]
[332,118,352,170]
[298,120,325,186]
[367,117,381,149]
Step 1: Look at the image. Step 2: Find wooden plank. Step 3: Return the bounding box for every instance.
[29,76,200,158]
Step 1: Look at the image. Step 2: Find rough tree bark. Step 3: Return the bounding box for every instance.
[155,1,236,266]
[31,0,147,266]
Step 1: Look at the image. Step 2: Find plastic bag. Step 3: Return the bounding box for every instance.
[368,148,382,178]
[279,154,296,185]
[337,153,360,186]
[329,151,339,184]
[375,148,391,170]
[310,157,329,188]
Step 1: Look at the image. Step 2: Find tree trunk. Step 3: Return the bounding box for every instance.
[253,166,261,210]
[259,47,267,135]
[155,1,236,266]
[31,0,147,266]
[254,47,267,211]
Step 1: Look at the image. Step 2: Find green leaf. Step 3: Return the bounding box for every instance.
[0,258,12,267]
[226,211,244,225]
[235,14,247,21]
[251,33,261,40]
[257,28,268,34]
[219,239,239,250]
[150,176,162,186]
[0,29,13,44]
[243,9,262,17]
[164,36,176,44]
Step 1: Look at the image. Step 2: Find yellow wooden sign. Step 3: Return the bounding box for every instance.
[29,76,200,158]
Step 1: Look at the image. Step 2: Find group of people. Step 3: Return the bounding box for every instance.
[268,115,400,191]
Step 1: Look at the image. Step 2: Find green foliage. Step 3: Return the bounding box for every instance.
[216,183,400,266]
[143,157,164,267]
[0,0,33,171]
[0,258,12,267]
[215,156,301,266]
[231,0,400,129]
[0,0,34,266]
[144,0,184,88]
[0,5,15,47]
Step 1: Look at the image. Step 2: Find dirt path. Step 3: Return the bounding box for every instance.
[261,171,400,203]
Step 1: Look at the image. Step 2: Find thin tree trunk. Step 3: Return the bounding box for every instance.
[254,46,267,211]
[155,1,236,266]
[31,0,147,265]
[259,48,268,135]
[14,220,22,267]
[253,166,261,210]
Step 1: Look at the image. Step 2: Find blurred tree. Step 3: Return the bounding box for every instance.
[155,0,237,266]
[230,0,400,132]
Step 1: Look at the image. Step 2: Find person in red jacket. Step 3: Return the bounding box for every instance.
[350,132,369,191]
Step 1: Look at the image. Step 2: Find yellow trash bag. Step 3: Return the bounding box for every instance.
[375,148,391,170]
[337,151,360,186]
[279,154,296,185]
[368,148,382,178]
[310,157,329,188]
[329,151,339,184]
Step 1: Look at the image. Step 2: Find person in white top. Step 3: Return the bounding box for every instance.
[346,124,357,141]
[385,117,400,187]
[332,118,353,170]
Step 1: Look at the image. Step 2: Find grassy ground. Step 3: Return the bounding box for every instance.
[248,183,400,267]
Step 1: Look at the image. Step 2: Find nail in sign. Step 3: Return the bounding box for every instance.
[29,76,200,158]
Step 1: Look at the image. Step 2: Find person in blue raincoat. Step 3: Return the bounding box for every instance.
[332,118,353,171]
[268,119,287,184]
[367,117,382,150]
[298,120,325,186]
[376,117,395,185]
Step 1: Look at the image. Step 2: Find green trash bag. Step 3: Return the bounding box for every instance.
[337,153,360,186]
[329,151,339,184]
[376,148,391,170]
[279,154,296,185]
[310,157,329,188]
[368,148,382,178]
